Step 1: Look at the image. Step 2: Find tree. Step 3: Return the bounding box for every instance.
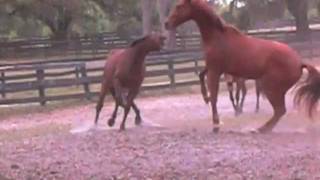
[286,0,310,36]
[157,0,176,48]
[141,0,153,35]
[4,0,83,39]
[92,0,142,37]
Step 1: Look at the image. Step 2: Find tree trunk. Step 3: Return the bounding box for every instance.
[157,0,176,48]
[207,0,215,6]
[141,0,152,35]
[286,0,310,37]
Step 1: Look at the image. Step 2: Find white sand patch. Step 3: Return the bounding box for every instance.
[69,117,164,134]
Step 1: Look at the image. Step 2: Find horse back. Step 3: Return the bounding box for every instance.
[103,49,126,82]
[207,32,299,79]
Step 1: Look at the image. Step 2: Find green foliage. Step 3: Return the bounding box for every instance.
[0,0,313,39]
[0,0,144,39]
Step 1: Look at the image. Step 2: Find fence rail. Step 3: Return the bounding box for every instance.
[0,50,206,105]
[1,28,320,106]
[1,27,320,62]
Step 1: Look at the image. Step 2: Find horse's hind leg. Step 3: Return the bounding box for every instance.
[257,88,286,133]
[120,88,139,131]
[108,88,119,127]
[132,101,142,125]
[238,79,247,114]
[255,80,261,113]
[95,81,109,125]
[113,78,127,106]
[234,80,242,116]
[227,81,237,113]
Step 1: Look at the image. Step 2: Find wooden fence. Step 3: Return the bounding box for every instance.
[0,50,205,105]
[1,28,320,106]
[1,27,320,62]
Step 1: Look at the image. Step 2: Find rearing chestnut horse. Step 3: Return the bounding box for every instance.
[94,33,166,130]
[165,0,320,133]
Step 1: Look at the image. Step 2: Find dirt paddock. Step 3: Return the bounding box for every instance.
[0,85,320,179]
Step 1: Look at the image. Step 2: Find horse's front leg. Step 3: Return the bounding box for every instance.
[113,78,127,107]
[207,71,221,133]
[199,69,210,104]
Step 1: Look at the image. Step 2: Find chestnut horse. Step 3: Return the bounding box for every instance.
[94,33,166,130]
[165,0,320,133]
[199,69,261,115]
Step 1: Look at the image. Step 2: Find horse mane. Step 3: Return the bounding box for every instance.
[215,16,226,32]
[130,36,148,47]
[225,24,242,35]
[196,0,226,32]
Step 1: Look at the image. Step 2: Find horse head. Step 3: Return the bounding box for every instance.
[148,33,166,51]
[165,0,225,32]
[131,33,166,51]
[165,0,193,30]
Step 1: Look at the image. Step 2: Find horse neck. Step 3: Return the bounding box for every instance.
[130,44,151,66]
[191,5,224,44]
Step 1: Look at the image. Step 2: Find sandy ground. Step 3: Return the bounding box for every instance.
[0,86,320,179]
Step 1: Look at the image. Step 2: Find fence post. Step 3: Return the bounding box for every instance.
[80,64,91,100]
[168,59,175,88]
[0,71,6,98]
[194,58,199,75]
[36,68,46,106]
[309,36,314,61]
[75,66,80,88]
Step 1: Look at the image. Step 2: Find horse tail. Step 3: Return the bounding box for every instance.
[294,63,320,118]
[199,69,209,104]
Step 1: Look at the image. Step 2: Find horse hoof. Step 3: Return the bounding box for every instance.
[135,118,142,126]
[250,127,272,134]
[108,119,115,127]
[204,97,210,104]
[258,128,272,134]
[249,129,259,134]
[119,124,126,131]
[212,127,220,133]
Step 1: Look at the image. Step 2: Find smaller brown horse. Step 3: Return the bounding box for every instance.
[199,69,261,115]
[94,33,166,130]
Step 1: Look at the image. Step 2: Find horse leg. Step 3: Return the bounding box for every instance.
[235,80,242,116]
[94,80,109,125]
[113,78,127,107]
[227,81,237,113]
[257,89,286,133]
[119,89,138,131]
[255,80,261,113]
[107,88,119,127]
[199,69,210,104]
[207,71,221,133]
[132,101,142,125]
[239,79,247,114]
